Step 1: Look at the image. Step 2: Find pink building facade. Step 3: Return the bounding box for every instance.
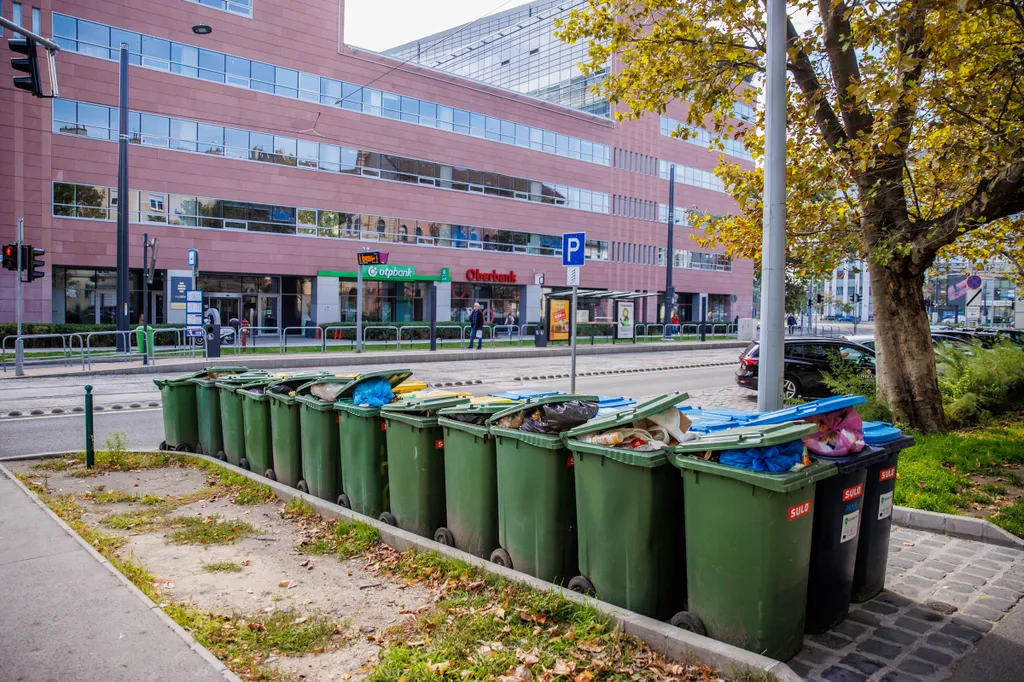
[0,0,754,330]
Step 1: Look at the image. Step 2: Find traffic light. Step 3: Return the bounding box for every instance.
[23,245,45,282]
[816,294,824,304]
[2,244,17,271]
[849,292,856,302]
[807,297,813,308]
[9,38,43,98]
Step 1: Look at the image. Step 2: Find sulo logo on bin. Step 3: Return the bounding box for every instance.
[879,466,897,482]
[842,483,864,502]
[381,422,387,432]
[788,500,812,521]
[435,439,444,450]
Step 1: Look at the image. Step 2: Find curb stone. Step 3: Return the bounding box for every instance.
[893,507,1024,550]
[0,463,242,682]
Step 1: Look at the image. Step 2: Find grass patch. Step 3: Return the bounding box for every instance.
[104,507,171,532]
[202,561,244,573]
[896,420,1024,536]
[194,459,277,505]
[166,515,256,545]
[292,509,381,559]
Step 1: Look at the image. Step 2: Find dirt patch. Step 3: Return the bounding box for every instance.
[962,468,1024,519]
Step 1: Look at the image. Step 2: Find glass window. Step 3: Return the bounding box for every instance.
[169,195,198,225]
[297,140,318,168]
[275,67,298,97]
[274,136,297,166]
[77,20,110,59]
[171,42,198,78]
[78,102,111,140]
[299,72,319,103]
[470,113,486,138]
[198,49,225,82]
[225,55,249,86]
[53,14,78,51]
[381,92,401,120]
[224,127,248,159]
[320,78,341,106]
[250,61,275,93]
[319,144,340,172]
[110,29,141,65]
[170,119,198,152]
[419,101,437,127]
[197,123,224,155]
[453,109,470,135]
[140,114,169,148]
[400,96,419,123]
[249,132,273,161]
[141,36,170,70]
[340,82,361,112]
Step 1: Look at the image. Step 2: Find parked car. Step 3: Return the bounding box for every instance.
[842,334,875,350]
[735,338,876,399]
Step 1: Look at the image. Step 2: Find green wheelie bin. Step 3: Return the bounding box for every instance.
[293,375,358,502]
[190,367,251,457]
[561,392,690,620]
[333,370,414,517]
[486,395,599,583]
[668,423,836,661]
[265,372,335,489]
[240,373,327,479]
[215,372,269,466]
[155,367,251,452]
[379,395,471,538]
[434,398,518,558]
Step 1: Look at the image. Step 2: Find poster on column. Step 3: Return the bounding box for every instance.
[549,299,570,341]
[616,301,635,339]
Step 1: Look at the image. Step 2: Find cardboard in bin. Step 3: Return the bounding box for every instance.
[296,370,413,403]
[562,392,690,465]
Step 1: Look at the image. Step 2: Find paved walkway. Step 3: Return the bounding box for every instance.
[0,469,232,682]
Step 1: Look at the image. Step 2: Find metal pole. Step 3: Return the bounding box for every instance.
[142,233,149,365]
[356,261,364,353]
[115,44,130,352]
[84,385,94,469]
[428,282,437,351]
[569,286,579,392]
[757,0,787,412]
[14,218,24,377]
[0,16,61,50]
[663,165,676,339]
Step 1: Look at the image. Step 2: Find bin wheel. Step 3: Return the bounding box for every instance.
[489,548,513,569]
[195,443,204,456]
[239,458,250,471]
[568,575,596,597]
[264,469,276,481]
[159,440,167,451]
[174,443,193,453]
[379,512,397,526]
[433,527,455,546]
[337,494,351,509]
[669,611,706,636]
[297,480,309,494]
[217,451,227,462]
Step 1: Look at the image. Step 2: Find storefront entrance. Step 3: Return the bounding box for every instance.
[205,293,279,332]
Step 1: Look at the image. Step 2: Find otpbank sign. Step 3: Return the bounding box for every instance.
[363,265,414,280]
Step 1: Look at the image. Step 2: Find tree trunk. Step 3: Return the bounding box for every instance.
[870,261,947,432]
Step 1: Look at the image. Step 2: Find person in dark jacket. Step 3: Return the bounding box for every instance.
[469,302,485,350]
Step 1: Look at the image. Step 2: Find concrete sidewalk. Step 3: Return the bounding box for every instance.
[0,469,235,682]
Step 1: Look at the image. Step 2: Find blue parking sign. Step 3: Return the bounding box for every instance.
[562,232,586,267]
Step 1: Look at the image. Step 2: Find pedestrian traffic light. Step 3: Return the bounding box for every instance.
[9,38,43,98]
[23,245,45,282]
[849,292,856,302]
[816,294,824,304]
[807,297,813,308]
[2,244,17,271]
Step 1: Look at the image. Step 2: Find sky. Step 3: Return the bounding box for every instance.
[344,0,536,52]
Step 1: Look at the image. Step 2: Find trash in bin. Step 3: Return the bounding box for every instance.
[562,392,690,619]
[806,445,888,633]
[803,406,865,457]
[851,425,915,603]
[435,398,517,558]
[156,366,251,453]
[352,377,395,407]
[214,372,271,467]
[733,395,867,427]
[380,394,472,538]
[486,395,599,582]
[668,422,834,661]
[520,400,599,434]
[332,370,414,517]
[489,389,562,401]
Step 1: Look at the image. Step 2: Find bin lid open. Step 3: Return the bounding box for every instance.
[676,405,745,433]
[394,381,428,395]
[264,372,332,395]
[563,392,689,440]
[382,394,471,415]
[296,370,413,402]
[738,395,867,427]
[211,371,270,388]
[486,394,601,426]
[488,389,562,400]
[162,366,252,387]
[438,398,516,418]
[669,422,819,454]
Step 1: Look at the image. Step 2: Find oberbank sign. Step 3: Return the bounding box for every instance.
[363,265,415,280]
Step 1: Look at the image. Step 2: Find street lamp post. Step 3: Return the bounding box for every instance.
[115,43,130,352]
[663,164,676,338]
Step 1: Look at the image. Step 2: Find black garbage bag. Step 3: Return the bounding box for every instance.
[520,401,598,434]
[450,412,490,425]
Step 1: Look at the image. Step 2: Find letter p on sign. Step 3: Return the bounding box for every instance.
[562,232,586,267]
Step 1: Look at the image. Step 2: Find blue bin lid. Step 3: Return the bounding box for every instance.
[701,407,760,420]
[739,395,867,427]
[597,396,635,409]
[862,421,904,445]
[678,405,747,433]
[488,389,562,400]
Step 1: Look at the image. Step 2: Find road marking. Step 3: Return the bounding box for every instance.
[1,407,162,422]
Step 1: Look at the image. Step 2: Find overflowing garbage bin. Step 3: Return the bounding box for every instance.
[190,367,251,457]
[215,372,270,466]
[379,395,471,538]
[333,370,414,517]
[486,395,599,582]
[155,366,250,452]
[669,423,833,661]
[434,398,517,558]
[851,423,916,602]
[562,392,690,619]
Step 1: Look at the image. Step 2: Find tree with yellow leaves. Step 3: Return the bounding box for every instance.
[559,0,1024,431]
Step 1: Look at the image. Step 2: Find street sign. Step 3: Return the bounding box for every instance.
[185,290,204,338]
[357,251,387,265]
[967,275,983,290]
[187,248,198,268]
[562,232,586,267]
[566,266,580,286]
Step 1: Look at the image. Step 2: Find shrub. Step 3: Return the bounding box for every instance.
[934,341,1024,427]
[821,359,893,423]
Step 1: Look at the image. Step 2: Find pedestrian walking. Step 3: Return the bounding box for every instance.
[470,303,485,350]
[787,314,796,334]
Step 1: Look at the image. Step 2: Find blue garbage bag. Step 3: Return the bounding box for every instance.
[718,439,804,473]
[352,377,395,407]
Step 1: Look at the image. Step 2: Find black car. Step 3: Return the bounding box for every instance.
[735,338,876,399]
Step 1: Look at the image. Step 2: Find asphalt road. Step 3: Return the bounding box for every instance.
[0,364,738,458]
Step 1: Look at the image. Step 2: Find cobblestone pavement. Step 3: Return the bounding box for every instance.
[792,527,1024,682]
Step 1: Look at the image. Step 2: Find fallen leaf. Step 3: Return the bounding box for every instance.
[495,607,506,619]
[293,616,308,625]
[241,559,251,567]
[300,599,313,605]
[903,542,915,547]
[406,640,426,647]
[518,648,540,666]
[279,580,297,588]
[552,660,575,675]
[573,671,594,682]
[427,661,452,674]
[577,641,605,654]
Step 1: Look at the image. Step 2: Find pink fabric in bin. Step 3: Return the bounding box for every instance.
[803,407,865,457]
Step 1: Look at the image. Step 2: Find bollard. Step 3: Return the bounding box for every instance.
[85,385,95,469]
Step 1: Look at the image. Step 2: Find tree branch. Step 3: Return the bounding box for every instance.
[784,17,849,152]
[891,0,928,156]
[817,0,874,137]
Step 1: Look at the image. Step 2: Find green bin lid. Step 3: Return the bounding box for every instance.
[296,369,414,403]
[381,395,470,416]
[213,371,270,389]
[157,366,252,387]
[668,422,818,454]
[563,392,689,440]
[672,456,837,493]
[486,394,600,426]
